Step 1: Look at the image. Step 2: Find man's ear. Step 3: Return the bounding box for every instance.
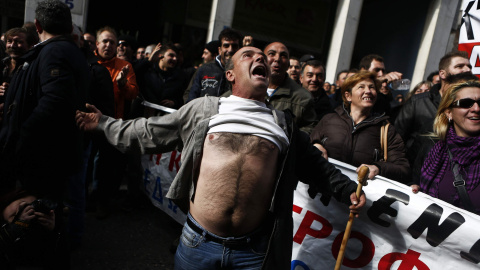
[439,69,447,80]
[226,69,235,84]
[300,73,304,84]
[34,19,43,35]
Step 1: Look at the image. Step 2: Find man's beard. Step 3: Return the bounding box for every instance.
[444,71,474,84]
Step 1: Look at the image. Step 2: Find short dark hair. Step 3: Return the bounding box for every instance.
[35,0,72,35]
[4,27,36,47]
[218,28,242,43]
[426,71,439,82]
[438,51,468,71]
[159,43,177,55]
[359,54,384,70]
[301,59,324,74]
[336,70,348,81]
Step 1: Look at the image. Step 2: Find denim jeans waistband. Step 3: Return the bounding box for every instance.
[186,213,266,248]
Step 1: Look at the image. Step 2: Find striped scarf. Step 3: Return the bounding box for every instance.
[420,126,480,198]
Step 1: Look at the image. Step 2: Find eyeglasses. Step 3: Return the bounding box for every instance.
[450,98,480,108]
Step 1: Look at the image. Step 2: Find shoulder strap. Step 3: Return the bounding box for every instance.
[447,148,476,213]
[380,122,390,161]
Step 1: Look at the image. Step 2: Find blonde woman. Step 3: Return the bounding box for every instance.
[415,80,480,214]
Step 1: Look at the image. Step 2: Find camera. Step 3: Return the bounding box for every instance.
[30,199,57,214]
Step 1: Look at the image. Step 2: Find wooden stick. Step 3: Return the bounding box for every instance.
[334,166,369,270]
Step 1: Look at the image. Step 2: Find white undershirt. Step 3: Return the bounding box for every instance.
[208,95,289,151]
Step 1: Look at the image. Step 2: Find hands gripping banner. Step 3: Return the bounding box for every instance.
[459,0,480,78]
[142,153,480,269]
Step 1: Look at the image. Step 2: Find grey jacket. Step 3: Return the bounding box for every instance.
[97,96,357,269]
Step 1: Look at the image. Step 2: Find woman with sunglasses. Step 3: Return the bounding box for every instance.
[310,71,410,182]
[416,80,480,214]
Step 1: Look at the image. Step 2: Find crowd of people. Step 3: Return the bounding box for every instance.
[0,0,479,269]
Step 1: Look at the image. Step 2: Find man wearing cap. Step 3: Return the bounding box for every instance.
[117,35,137,64]
[202,40,220,64]
[185,28,242,102]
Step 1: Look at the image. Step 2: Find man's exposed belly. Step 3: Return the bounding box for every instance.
[190,132,279,237]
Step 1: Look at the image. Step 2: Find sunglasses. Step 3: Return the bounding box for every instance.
[450,98,480,108]
[118,41,129,47]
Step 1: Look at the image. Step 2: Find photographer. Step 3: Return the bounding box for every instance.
[0,189,65,269]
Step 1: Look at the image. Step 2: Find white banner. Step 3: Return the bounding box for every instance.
[459,0,480,77]
[141,152,480,269]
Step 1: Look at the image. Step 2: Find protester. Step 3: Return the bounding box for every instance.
[0,188,67,269]
[299,59,333,122]
[116,34,137,63]
[93,26,139,218]
[201,40,220,64]
[310,71,410,183]
[414,80,480,215]
[427,70,440,85]
[83,32,96,51]
[1,27,36,114]
[0,0,89,199]
[76,46,365,270]
[185,28,242,102]
[136,46,146,60]
[287,56,301,84]
[135,43,188,109]
[395,51,472,165]
[406,80,433,100]
[329,69,349,109]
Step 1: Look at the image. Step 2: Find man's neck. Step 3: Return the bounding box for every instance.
[439,81,447,97]
[268,74,285,89]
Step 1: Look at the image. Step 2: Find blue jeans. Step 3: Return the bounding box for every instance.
[174,213,269,270]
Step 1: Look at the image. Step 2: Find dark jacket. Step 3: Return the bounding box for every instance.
[312,90,333,122]
[410,135,438,186]
[97,96,357,270]
[84,48,114,117]
[266,76,317,134]
[310,106,410,184]
[0,36,89,197]
[185,56,227,102]
[394,83,441,164]
[135,59,187,109]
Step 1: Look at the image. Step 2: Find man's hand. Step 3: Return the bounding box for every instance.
[116,65,130,88]
[357,164,379,179]
[411,184,420,194]
[35,210,55,231]
[148,43,163,62]
[349,192,366,218]
[76,103,103,131]
[378,71,402,84]
[0,82,9,96]
[313,143,328,160]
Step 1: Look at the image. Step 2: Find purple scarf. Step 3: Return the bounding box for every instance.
[420,126,480,198]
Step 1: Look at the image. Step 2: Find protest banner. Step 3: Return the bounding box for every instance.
[459,0,480,78]
[141,152,480,269]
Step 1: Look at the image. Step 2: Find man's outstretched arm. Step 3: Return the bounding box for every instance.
[76,103,182,154]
